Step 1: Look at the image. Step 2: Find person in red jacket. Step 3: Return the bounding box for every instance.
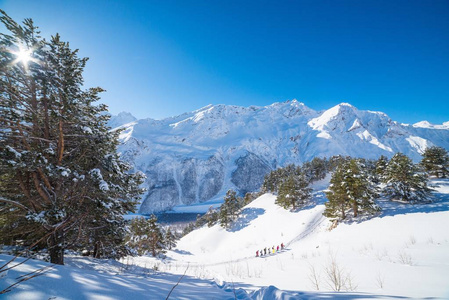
[256,250,259,257]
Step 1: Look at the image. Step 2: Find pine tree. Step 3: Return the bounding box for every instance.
[0,11,144,264]
[307,157,328,182]
[219,204,230,228]
[383,153,432,202]
[126,216,165,256]
[219,189,240,228]
[375,155,389,182]
[126,217,150,255]
[147,215,165,257]
[324,165,349,220]
[420,146,449,178]
[343,159,379,217]
[164,228,177,250]
[276,174,312,210]
[205,207,219,227]
[262,168,282,193]
[324,159,379,220]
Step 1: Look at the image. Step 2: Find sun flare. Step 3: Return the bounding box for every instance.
[11,44,37,69]
[15,47,33,64]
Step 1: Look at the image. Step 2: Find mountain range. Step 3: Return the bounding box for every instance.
[108,100,449,213]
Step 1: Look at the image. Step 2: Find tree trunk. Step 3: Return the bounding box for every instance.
[49,231,64,265]
[353,201,358,217]
[92,241,101,258]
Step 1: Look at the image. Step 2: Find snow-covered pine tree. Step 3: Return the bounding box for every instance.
[375,155,389,182]
[0,11,144,264]
[343,159,379,217]
[303,157,328,182]
[383,153,432,202]
[164,228,177,251]
[262,168,282,193]
[147,215,165,257]
[219,189,240,228]
[324,159,379,220]
[262,164,304,194]
[420,146,449,178]
[126,215,165,256]
[126,217,150,255]
[219,204,230,229]
[275,174,312,210]
[205,207,219,227]
[324,164,348,220]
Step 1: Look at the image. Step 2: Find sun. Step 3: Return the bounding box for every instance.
[11,44,37,69]
[15,47,33,64]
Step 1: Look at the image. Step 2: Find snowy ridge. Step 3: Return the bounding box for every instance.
[413,120,449,130]
[109,101,449,213]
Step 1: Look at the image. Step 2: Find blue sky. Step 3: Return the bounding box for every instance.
[2,0,448,123]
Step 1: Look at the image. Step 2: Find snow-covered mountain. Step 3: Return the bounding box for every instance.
[109,100,449,213]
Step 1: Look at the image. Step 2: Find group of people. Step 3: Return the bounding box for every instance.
[256,243,284,257]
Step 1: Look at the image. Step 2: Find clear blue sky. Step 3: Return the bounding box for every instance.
[2,0,448,124]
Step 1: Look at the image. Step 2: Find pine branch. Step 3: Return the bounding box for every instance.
[0,197,30,212]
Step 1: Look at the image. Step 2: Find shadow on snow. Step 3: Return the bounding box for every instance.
[229,208,265,232]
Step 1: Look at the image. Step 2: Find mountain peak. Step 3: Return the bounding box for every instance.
[108,111,137,128]
[413,120,449,130]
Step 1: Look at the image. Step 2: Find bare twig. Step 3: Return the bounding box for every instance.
[0,264,54,294]
[165,264,189,300]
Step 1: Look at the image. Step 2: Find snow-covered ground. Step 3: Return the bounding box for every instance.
[2,178,449,299]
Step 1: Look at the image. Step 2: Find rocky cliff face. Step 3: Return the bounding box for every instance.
[110,101,449,213]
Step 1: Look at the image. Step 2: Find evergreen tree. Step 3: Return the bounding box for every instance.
[219,189,240,228]
[262,168,282,193]
[243,192,258,206]
[205,207,219,227]
[219,204,230,228]
[420,146,449,178]
[324,159,379,220]
[147,215,165,257]
[303,157,328,182]
[324,165,349,220]
[0,11,144,264]
[375,155,389,182]
[275,174,312,210]
[328,155,351,172]
[383,153,432,202]
[262,164,304,194]
[126,215,165,257]
[164,228,177,250]
[343,159,379,217]
[126,217,150,255]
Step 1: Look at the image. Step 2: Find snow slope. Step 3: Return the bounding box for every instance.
[0,255,242,300]
[109,101,449,213]
[2,179,449,299]
[135,178,449,299]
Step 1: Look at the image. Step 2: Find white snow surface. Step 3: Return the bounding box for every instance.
[3,178,449,299]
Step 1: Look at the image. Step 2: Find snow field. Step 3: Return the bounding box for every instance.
[2,179,449,299]
[133,178,449,298]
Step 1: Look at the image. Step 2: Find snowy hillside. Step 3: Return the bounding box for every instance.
[121,177,449,299]
[110,101,449,213]
[4,178,448,299]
